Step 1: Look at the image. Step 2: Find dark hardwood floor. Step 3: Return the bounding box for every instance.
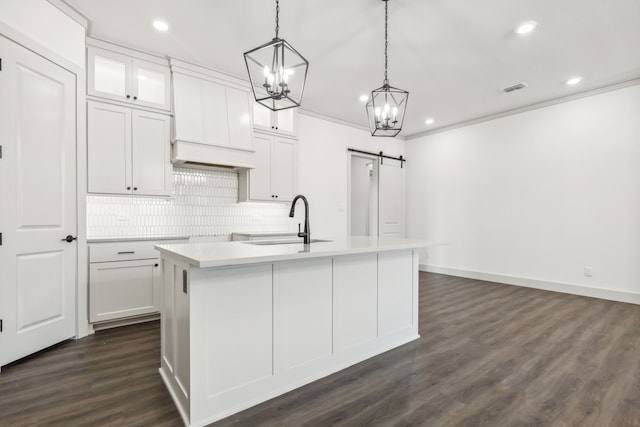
[2,272,640,426]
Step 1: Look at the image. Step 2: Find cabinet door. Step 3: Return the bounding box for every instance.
[226,87,253,150]
[252,102,273,132]
[201,80,230,146]
[87,101,132,194]
[275,108,297,136]
[172,73,205,143]
[271,138,296,201]
[88,47,132,104]
[132,110,172,196]
[89,259,161,322]
[132,59,171,111]
[248,134,272,201]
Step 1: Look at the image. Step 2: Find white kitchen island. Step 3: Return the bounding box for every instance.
[156,237,427,427]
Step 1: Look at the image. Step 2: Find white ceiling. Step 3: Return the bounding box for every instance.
[66,0,640,137]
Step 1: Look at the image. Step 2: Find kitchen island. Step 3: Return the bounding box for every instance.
[156,237,427,427]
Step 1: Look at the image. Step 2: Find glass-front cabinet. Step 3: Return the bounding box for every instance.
[252,102,298,137]
[88,45,171,111]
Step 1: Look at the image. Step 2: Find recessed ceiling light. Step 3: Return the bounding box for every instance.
[566,76,582,85]
[359,94,369,102]
[515,20,537,35]
[425,118,434,125]
[153,20,169,32]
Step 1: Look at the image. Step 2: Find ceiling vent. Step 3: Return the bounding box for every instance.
[502,83,528,93]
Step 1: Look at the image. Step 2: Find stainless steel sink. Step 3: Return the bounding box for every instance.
[242,239,332,246]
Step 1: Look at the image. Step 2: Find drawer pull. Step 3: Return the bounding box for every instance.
[117,251,135,255]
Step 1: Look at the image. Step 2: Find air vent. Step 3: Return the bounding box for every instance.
[502,83,528,93]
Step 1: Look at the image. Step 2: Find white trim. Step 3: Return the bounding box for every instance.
[298,109,371,134]
[0,22,83,76]
[169,57,250,89]
[48,0,89,28]
[86,36,169,65]
[420,264,640,305]
[407,77,640,140]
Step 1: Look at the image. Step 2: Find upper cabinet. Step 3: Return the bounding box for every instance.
[238,134,296,202]
[87,101,172,196]
[87,41,171,112]
[253,103,298,137]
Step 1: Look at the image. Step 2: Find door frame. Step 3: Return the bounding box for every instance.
[347,150,379,238]
[0,22,90,340]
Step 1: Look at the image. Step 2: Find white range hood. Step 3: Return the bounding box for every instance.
[172,140,256,170]
[170,58,256,170]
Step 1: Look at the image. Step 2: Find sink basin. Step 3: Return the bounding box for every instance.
[242,239,332,246]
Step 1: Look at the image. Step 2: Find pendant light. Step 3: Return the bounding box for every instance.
[244,0,309,111]
[366,0,409,137]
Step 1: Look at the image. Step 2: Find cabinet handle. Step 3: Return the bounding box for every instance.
[133,187,138,191]
[117,251,135,255]
[127,186,131,190]
[133,96,138,100]
[126,94,131,99]
[275,195,278,198]
[154,263,159,267]
[61,235,77,243]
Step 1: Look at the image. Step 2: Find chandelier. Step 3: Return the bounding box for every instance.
[244,0,309,111]
[366,0,409,137]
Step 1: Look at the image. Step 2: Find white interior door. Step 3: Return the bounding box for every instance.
[0,36,77,369]
[378,157,405,237]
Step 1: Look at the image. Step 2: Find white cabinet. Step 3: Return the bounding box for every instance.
[89,239,187,324]
[89,242,160,323]
[253,103,298,137]
[88,101,172,196]
[239,133,296,202]
[88,45,171,111]
[172,72,253,150]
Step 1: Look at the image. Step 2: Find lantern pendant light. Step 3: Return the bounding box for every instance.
[366,0,409,137]
[244,0,309,111]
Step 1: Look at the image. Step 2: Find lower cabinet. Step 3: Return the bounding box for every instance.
[89,239,185,323]
[89,258,160,323]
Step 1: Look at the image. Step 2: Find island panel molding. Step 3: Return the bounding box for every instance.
[157,237,426,426]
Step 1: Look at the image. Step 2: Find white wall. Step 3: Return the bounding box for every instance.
[406,84,640,301]
[297,113,405,238]
[0,0,85,68]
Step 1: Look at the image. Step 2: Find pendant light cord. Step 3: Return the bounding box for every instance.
[384,0,389,85]
[275,0,280,39]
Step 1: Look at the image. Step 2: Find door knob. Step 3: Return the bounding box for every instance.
[61,235,77,243]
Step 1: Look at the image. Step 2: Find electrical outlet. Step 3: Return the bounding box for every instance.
[584,266,593,277]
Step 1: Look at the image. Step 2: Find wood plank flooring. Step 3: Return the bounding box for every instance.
[2,272,640,426]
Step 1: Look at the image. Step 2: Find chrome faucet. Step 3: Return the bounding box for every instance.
[289,194,311,244]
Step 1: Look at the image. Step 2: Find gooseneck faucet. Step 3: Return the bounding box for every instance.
[289,194,311,244]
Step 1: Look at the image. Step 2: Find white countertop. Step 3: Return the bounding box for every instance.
[156,236,430,268]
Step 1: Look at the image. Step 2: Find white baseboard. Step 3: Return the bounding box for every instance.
[420,264,640,305]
